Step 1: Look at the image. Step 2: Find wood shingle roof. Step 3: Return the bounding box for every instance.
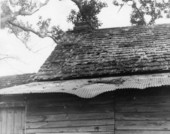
[36,24,170,81]
[0,73,35,89]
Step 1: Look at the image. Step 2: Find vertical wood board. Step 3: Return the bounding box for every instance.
[0,108,25,134]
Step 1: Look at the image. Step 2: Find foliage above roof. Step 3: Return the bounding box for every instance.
[36,24,170,81]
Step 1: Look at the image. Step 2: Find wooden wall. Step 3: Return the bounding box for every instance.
[0,107,25,134]
[1,87,170,134]
[26,94,115,134]
[115,87,170,134]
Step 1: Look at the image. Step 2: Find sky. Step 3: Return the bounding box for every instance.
[0,0,170,76]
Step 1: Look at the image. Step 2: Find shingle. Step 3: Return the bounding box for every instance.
[0,73,35,89]
[36,24,170,81]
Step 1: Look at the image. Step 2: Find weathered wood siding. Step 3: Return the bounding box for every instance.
[115,88,170,134]
[26,94,115,134]
[2,87,170,134]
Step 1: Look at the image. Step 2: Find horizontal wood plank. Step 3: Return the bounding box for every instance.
[115,94,170,105]
[27,103,114,115]
[115,103,170,112]
[28,99,113,107]
[27,93,113,105]
[116,130,170,134]
[26,125,114,133]
[26,94,115,134]
[116,120,170,130]
[27,119,115,129]
[35,133,91,134]
[31,132,114,134]
[116,112,170,121]
[27,112,114,123]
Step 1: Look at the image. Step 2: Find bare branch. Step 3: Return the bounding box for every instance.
[8,20,58,44]
[12,32,32,51]
[0,57,13,60]
[117,3,124,13]
[119,0,146,25]
[0,54,17,61]
[9,21,47,37]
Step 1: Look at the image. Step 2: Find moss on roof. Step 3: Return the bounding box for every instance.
[0,73,35,89]
[36,24,170,81]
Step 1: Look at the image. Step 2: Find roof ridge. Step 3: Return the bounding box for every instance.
[36,23,170,81]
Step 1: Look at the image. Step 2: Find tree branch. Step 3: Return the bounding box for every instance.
[18,0,50,16]
[8,21,49,37]
[70,0,95,29]
[132,1,143,18]
[1,0,50,24]
[1,12,18,24]
[7,21,57,44]
[71,0,83,10]
[0,54,17,61]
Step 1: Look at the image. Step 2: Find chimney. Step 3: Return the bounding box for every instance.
[73,22,93,32]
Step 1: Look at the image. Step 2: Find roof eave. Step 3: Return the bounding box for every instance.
[1,72,170,98]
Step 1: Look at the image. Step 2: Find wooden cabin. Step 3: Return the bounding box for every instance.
[1,24,170,134]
